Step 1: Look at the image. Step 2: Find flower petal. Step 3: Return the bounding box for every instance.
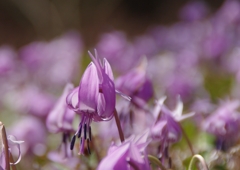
[78,62,99,111]
[7,135,24,165]
[46,83,74,133]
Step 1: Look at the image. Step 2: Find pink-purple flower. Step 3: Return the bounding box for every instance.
[98,131,151,170]
[67,50,116,154]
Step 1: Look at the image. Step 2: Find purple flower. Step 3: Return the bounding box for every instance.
[115,58,154,108]
[47,83,75,133]
[98,131,151,170]
[151,97,194,157]
[202,100,240,150]
[46,83,76,157]
[67,50,116,154]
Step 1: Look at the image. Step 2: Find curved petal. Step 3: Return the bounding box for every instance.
[103,58,114,81]
[7,135,24,165]
[172,95,183,118]
[66,87,79,112]
[78,62,99,111]
[100,75,116,118]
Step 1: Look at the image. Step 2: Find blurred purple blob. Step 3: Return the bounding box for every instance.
[10,85,55,117]
[216,0,240,24]
[179,1,208,22]
[46,83,75,133]
[19,31,83,88]
[96,31,139,73]
[115,58,154,108]
[202,100,240,150]
[9,116,47,156]
[0,46,16,76]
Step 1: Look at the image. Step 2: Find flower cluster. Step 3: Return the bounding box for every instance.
[2,1,240,169]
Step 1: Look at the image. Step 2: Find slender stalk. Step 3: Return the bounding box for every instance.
[188,154,209,170]
[148,155,167,170]
[9,153,17,170]
[114,109,125,143]
[0,122,10,170]
[180,125,194,156]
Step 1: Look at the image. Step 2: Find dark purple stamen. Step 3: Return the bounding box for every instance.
[84,123,87,139]
[89,126,92,141]
[70,135,76,150]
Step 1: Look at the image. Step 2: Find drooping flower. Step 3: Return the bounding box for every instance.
[98,131,151,170]
[46,83,76,157]
[67,50,116,154]
[151,96,194,159]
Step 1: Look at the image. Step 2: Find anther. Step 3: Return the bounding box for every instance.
[84,123,87,139]
[70,135,76,150]
[89,126,92,141]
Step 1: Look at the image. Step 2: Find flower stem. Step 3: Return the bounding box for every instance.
[188,154,209,170]
[114,109,125,142]
[148,155,167,170]
[180,125,194,156]
[0,122,10,170]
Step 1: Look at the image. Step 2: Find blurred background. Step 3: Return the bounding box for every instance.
[0,0,224,48]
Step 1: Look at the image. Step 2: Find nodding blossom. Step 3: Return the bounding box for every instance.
[67,50,116,155]
[46,83,76,157]
[151,96,194,159]
[0,122,24,170]
[98,131,151,170]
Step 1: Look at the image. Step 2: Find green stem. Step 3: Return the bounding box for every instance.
[1,122,10,170]
[188,154,209,170]
[180,125,194,156]
[148,155,167,170]
[114,109,125,143]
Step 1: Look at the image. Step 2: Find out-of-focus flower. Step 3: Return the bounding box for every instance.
[98,131,150,170]
[151,97,194,157]
[67,50,116,154]
[96,31,139,73]
[47,83,75,134]
[116,58,154,108]
[202,100,240,150]
[6,85,55,117]
[0,46,16,76]
[9,117,46,156]
[19,31,83,89]
[0,122,24,169]
[46,83,76,158]
[179,1,208,22]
